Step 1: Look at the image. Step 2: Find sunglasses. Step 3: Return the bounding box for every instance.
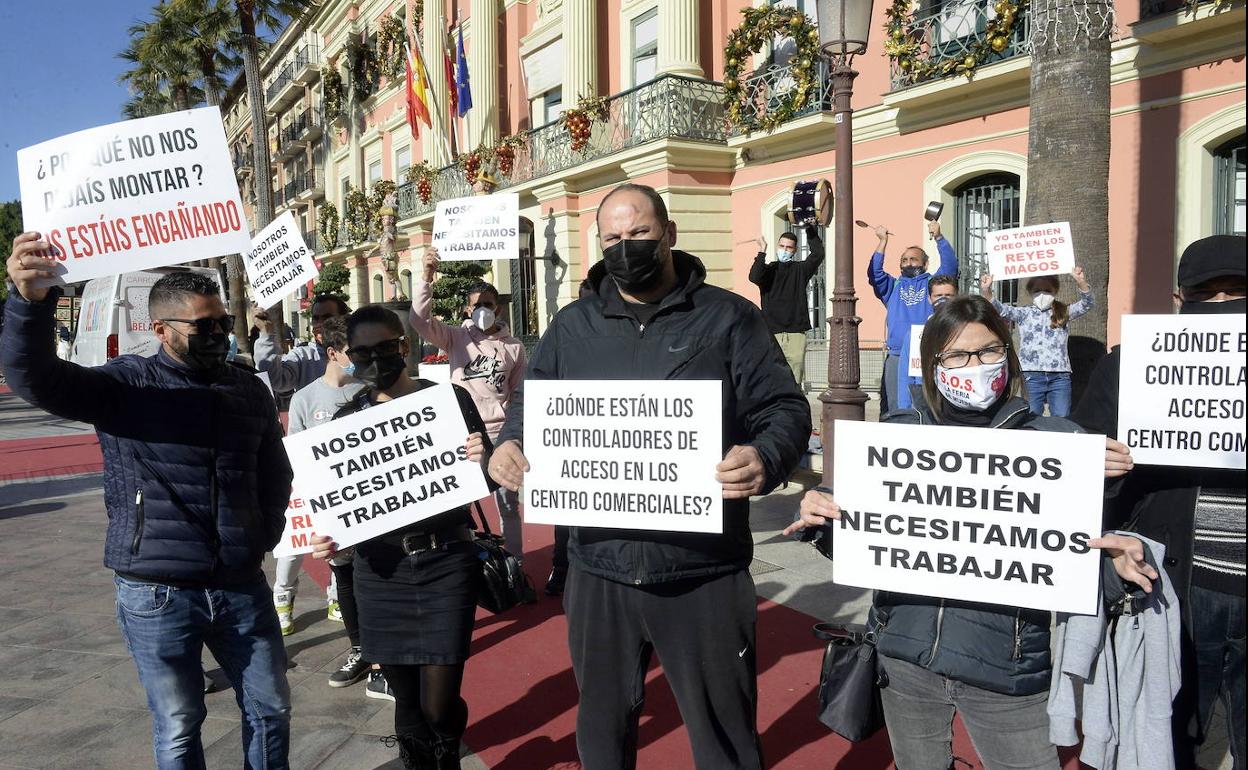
[347,336,405,365]
[161,315,235,335]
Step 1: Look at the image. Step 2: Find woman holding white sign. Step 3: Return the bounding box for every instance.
[980,268,1093,418]
[309,306,494,770]
[786,295,1152,770]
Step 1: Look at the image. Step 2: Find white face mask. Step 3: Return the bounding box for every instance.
[935,360,1009,411]
[471,306,497,332]
[1032,293,1055,311]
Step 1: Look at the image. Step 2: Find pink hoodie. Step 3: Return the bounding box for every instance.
[409,278,527,439]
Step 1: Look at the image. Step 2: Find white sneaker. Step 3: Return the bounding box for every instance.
[274,591,295,637]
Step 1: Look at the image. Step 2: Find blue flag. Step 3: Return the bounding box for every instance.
[456,25,472,116]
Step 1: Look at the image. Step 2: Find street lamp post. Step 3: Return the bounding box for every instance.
[815,0,875,488]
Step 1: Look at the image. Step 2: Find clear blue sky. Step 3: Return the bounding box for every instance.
[0,1,159,205]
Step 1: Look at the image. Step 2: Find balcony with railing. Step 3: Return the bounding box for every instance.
[728,59,838,136]
[265,44,320,108]
[300,229,318,254]
[232,141,253,172]
[295,168,324,200]
[888,0,1031,90]
[396,74,727,219]
[275,108,322,160]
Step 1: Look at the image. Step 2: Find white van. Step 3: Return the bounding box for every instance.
[70,266,222,367]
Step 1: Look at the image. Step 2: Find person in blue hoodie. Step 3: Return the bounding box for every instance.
[868,221,959,413]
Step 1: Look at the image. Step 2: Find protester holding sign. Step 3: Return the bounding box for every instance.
[981,267,1093,417]
[254,293,350,396]
[488,183,811,770]
[1,233,294,769]
[1073,234,1246,770]
[411,247,529,567]
[786,295,1151,770]
[309,305,494,770]
[868,221,959,413]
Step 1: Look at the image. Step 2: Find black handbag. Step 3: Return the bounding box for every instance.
[813,616,889,742]
[470,502,534,614]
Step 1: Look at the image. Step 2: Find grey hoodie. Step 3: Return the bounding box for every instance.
[254,333,327,395]
[1047,532,1182,770]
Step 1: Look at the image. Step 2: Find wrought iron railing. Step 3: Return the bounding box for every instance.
[396,74,728,219]
[888,0,1031,90]
[265,44,320,103]
[301,229,318,254]
[232,142,253,169]
[729,59,837,135]
[1141,0,1234,18]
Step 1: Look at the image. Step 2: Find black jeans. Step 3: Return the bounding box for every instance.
[552,526,570,571]
[1175,585,1245,770]
[564,567,762,770]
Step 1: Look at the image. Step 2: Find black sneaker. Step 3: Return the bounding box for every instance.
[545,568,567,596]
[327,647,369,688]
[365,669,395,701]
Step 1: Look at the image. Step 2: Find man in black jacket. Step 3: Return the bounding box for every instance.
[748,227,824,387]
[489,184,811,770]
[1073,234,1245,770]
[2,233,294,770]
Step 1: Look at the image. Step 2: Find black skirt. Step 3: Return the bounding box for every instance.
[353,537,481,665]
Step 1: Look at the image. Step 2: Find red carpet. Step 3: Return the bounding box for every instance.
[0,433,103,481]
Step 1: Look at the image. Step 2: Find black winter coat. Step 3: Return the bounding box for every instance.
[871,391,1085,696]
[498,251,812,585]
[1,289,292,586]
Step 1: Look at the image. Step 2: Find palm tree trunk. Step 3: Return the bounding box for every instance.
[1024,0,1113,401]
[237,0,284,350]
[197,50,231,335]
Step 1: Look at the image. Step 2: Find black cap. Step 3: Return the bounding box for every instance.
[1176,235,1246,288]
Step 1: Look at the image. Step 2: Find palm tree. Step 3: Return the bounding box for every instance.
[1024,0,1114,398]
[165,0,241,108]
[119,18,200,112]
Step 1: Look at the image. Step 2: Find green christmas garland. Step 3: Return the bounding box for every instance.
[884,0,1027,84]
[344,184,371,244]
[723,6,820,133]
[369,179,397,222]
[318,203,340,250]
[323,67,344,122]
[377,14,406,81]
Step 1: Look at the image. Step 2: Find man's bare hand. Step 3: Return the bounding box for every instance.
[310,534,338,561]
[783,488,843,536]
[927,220,942,240]
[253,307,274,334]
[488,439,529,492]
[1105,438,1134,478]
[6,232,60,303]
[716,445,766,500]
[423,247,440,283]
[755,236,766,253]
[1090,533,1158,594]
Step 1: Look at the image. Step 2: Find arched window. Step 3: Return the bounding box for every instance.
[401,269,413,301]
[953,173,1022,303]
[1214,135,1246,236]
[371,274,384,303]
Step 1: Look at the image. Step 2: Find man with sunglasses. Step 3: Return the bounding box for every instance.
[1074,234,1246,770]
[253,293,351,396]
[2,233,294,770]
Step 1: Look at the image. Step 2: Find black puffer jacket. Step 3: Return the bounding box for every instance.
[497,251,812,585]
[871,389,1084,696]
[1,289,292,586]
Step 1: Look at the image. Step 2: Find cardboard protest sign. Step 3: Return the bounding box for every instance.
[284,384,491,549]
[987,222,1075,280]
[908,325,924,377]
[831,419,1105,615]
[522,380,724,533]
[272,494,316,558]
[17,106,251,284]
[1118,314,1246,469]
[244,211,319,307]
[431,193,519,262]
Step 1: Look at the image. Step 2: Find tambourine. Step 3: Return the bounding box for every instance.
[787,179,834,227]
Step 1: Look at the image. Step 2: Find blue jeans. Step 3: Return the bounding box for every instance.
[1022,371,1072,417]
[114,574,292,770]
[1176,585,1245,770]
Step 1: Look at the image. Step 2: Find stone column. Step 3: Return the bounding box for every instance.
[422,0,450,167]
[562,0,598,102]
[468,0,499,147]
[657,0,702,78]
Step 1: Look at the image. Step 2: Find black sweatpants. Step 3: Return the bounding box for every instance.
[564,567,763,770]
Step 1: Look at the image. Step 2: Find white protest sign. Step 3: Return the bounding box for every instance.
[987,222,1075,280]
[17,106,251,285]
[522,380,724,533]
[284,384,491,548]
[908,325,924,377]
[831,419,1105,615]
[1118,314,1246,469]
[431,193,519,262]
[272,494,317,558]
[244,211,319,308]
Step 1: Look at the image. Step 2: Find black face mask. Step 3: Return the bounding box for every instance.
[355,353,407,391]
[1180,297,1247,315]
[901,266,923,279]
[179,332,229,374]
[603,237,666,294]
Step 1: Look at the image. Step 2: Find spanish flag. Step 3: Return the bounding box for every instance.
[405,43,433,138]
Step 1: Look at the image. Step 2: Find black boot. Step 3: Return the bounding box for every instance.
[381,734,432,770]
[431,738,461,770]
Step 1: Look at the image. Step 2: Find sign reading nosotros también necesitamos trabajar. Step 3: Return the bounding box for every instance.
[831,419,1106,615]
[284,385,491,549]
[16,106,251,284]
[523,380,724,534]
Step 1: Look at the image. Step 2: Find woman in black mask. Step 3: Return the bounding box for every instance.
[786,295,1155,770]
[311,305,494,770]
